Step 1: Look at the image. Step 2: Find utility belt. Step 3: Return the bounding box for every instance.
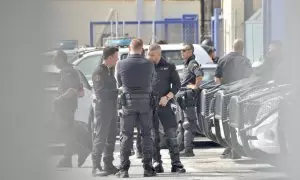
[117,91,157,109]
[176,88,201,110]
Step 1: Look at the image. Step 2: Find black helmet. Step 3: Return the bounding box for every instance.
[201,39,214,47]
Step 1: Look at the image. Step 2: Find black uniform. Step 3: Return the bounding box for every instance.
[177,55,204,154]
[215,52,252,159]
[151,58,184,167]
[116,54,155,172]
[215,52,253,84]
[54,64,82,165]
[92,64,118,170]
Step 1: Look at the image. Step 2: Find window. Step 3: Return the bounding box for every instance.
[76,55,102,81]
[162,50,183,65]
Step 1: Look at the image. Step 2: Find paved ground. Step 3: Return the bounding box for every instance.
[48,138,288,180]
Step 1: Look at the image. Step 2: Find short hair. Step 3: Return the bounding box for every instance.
[182,43,194,53]
[148,43,162,52]
[130,38,143,52]
[102,46,119,60]
[54,50,68,64]
[233,39,244,52]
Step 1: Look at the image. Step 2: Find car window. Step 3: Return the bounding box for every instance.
[76,55,102,81]
[77,69,92,90]
[177,68,216,84]
[162,50,183,65]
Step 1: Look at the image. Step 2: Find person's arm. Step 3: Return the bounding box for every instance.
[215,60,223,85]
[167,63,180,99]
[187,62,203,89]
[115,61,122,88]
[56,69,81,100]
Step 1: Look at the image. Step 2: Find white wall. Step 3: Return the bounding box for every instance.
[49,0,200,45]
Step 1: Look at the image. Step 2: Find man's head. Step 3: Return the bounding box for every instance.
[181,43,194,61]
[202,45,216,61]
[53,50,68,69]
[129,38,144,54]
[233,39,244,54]
[102,46,119,67]
[147,43,162,64]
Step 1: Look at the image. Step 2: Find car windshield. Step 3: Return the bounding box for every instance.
[75,54,102,81]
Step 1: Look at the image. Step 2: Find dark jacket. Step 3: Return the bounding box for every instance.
[116,54,155,93]
[152,58,181,98]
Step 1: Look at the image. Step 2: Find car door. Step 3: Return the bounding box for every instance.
[75,69,93,124]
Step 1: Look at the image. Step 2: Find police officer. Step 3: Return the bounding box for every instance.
[215,39,253,159]
[53,50,82,168]
[115,39,156,178]
[147,43,186,173]
[202,45,218,64]
[91,47,119,176]
[177,44,204,157]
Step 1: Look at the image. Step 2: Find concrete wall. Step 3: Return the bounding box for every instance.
[222,0,245,54]
[49,0,200,45]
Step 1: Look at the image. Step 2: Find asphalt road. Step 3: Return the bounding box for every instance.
[48,137,288,180]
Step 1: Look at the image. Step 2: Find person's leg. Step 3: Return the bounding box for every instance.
[139,112,156,177]
[176,106,185,151]
[180,106,197,157]
[152,110,163,172]
[57,109,76,168]
[159,105,186,173]
[101,101,118,176]
[117,111,136,178]
[92,102,113,176]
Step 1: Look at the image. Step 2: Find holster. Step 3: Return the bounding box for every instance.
[117,92,126,109]
[176,89,200,109]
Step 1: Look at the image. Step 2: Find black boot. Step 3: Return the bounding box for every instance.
[171,164,186,173]
[220,147,231,159]
[57,157,72,168]
[98,165,119,176]
[153,162,164,173]
[143,164,156,177]
[116,170,129,178]
[92,162,103,177]
[180,149,195,157]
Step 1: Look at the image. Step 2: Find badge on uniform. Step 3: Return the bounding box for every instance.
[161,67,168,70]
[93,75,101,82]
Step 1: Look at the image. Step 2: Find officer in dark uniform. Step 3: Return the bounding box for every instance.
[115,39,156,178]
[177,44,204,157]
[91,47,119,176]
[53,50,82,168]
[147,43,186,173]
[215,39,253,159]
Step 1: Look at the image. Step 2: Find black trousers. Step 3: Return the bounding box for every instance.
[57,107,77,161]
[152,103,181,166]
[119,97,153,171]
[92,99,117,167]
